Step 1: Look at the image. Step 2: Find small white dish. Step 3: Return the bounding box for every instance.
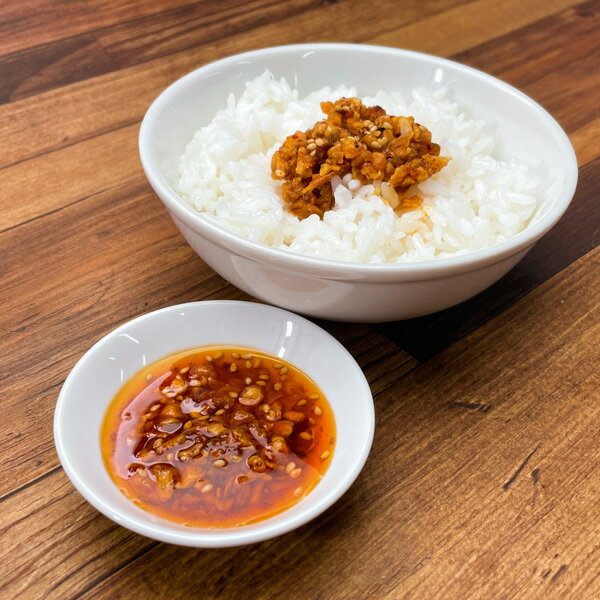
[54,301,374,547]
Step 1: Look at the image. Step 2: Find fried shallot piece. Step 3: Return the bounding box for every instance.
[271,97,450,219]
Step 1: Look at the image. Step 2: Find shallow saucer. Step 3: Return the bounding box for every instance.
[54,301,374,547]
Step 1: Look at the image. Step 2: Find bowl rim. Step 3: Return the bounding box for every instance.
[139,43,578,281]
[53,300,375,547]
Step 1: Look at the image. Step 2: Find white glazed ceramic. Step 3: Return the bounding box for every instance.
[54,301,374,547]
[139,44,578,322]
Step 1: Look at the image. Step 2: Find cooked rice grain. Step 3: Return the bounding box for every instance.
[177,72,541,263]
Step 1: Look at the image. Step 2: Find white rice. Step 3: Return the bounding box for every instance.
[177,72,542,263]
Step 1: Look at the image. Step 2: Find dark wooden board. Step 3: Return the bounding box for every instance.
[1,0,598,598]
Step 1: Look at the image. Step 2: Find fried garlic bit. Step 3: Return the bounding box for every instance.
[271,97,450,220]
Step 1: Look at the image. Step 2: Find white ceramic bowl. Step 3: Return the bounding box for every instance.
[54,301,374,547]
[139,43,578,322]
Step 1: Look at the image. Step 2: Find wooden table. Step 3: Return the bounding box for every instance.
[1,1,598,598]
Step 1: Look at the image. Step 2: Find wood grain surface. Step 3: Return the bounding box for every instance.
[1,1,598,598]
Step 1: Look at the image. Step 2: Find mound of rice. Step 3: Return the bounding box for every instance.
[177,72,541,263]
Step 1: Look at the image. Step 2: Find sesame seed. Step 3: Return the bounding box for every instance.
[315,138,324,147]
[290,468,302,478]
[179,366,189,374]
[280,367,288,375]
[230,363,237,373]
[313,405,322,416]
[320,450,330,460]
[308,393,319,400]
[213,459,227,468]
[299,431,312,441]
[274,382,282,391]
[200,483,213,493]
[245,377,252,385]
[285,461,296,473]
[231,352,240,359]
